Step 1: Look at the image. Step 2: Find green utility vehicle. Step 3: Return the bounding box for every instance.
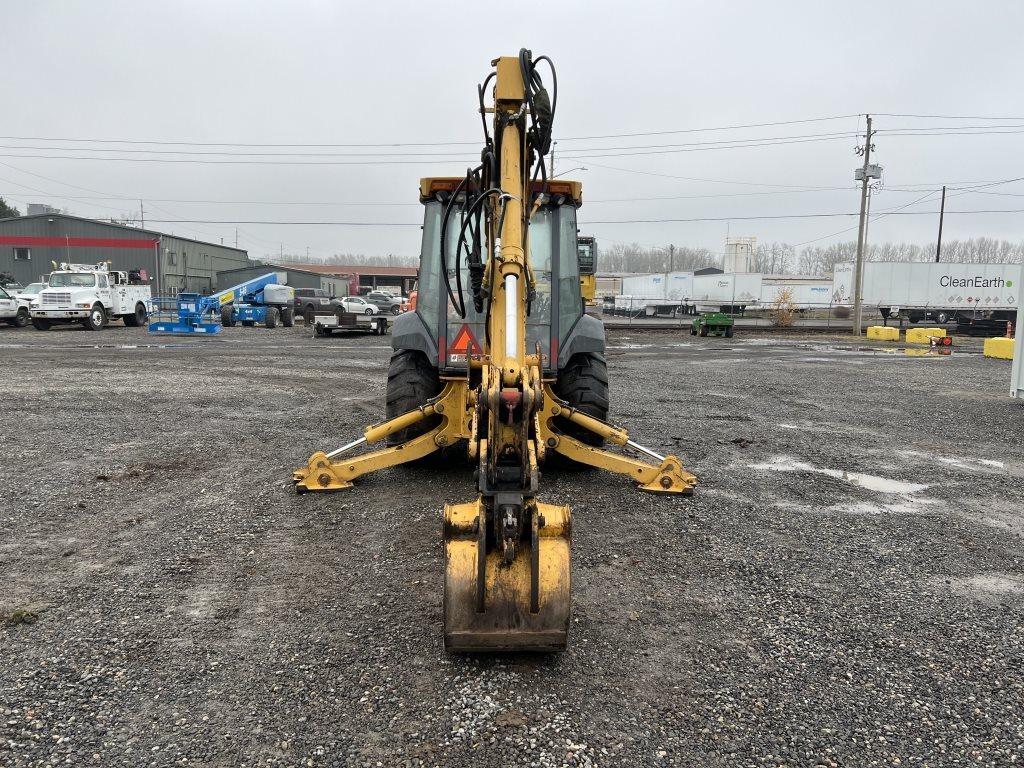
[691,312,734,338]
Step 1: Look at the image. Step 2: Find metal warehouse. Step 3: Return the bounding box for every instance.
[0,213,251,295]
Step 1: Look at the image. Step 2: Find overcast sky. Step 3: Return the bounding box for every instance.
[2,0,1023,263]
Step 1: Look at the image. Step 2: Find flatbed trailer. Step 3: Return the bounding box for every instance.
[312,309,389,336]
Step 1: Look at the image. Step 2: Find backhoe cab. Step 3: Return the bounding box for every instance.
[294,50,696,652]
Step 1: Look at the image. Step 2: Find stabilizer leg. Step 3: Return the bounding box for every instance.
[293,381,471,493]
[539,385,697,495]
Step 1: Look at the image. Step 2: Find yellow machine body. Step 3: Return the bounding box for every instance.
[293,52,696,652]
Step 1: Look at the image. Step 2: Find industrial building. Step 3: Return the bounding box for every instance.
[0,213,250,295]
[216,262,417,296]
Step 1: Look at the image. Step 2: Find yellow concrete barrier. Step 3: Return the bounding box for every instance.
[867,326,900,341]
[984,337,1015,360]
[906,327,947,344]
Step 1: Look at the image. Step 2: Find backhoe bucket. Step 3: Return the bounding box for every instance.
[444,499,571,652]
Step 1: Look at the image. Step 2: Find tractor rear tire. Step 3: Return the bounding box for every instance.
[281,306,295,327]
[553,353,609,448]
[725,325,734,338]
[385,350,441,447]
[265,307,279,328]
[221,306,236,327]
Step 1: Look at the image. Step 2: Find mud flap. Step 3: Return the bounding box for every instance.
[443,499,571,652]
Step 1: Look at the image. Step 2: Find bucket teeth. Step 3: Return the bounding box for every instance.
[443,499,571,652]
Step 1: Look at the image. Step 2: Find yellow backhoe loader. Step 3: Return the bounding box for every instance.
[294,50,697,652]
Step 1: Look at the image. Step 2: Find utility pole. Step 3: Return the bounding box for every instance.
[139,200,145,230]
[280,243,283,261]
[935,185,947,262]
[852,115,874,337]
[235,228,238,248]
[669,244,675,273]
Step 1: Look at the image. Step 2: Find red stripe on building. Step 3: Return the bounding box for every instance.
[0,236,159,249]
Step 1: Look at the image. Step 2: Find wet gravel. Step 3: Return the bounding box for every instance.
[1,323,1022,767]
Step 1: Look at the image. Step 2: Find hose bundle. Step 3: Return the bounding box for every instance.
[440,49,557,320]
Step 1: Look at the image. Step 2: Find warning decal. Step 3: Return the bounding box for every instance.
[450,324,481,355]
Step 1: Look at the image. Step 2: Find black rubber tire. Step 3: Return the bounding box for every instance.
[13,306,29,328]
[364,308,375,316]
[31,317,51,331]
[123,302,147,327]
[391,305,401,315]
[221,306,236,327]
[699,324,709,337]
[281,306,294,327]
[725,325,734,338]
[265,307,279,328]
[690,325,698,335]
[935,311,950,324]
[553,353,610,448]
[83,304,106,331]
[241,320,255,327]
[385,350,441,446]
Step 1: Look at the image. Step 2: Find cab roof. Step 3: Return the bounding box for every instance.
[419,177,583,207]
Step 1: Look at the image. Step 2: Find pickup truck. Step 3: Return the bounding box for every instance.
[0,285,30,327]
[294,288,340,321]
[31,262,151,331]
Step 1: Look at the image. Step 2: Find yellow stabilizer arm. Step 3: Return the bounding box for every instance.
[293,381,472,493]
[538,385,697,494]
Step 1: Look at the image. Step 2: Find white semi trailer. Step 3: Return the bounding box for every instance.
[760,277,833,309]
[616,272,695,316]
[832,261,1019,324]
[692,273,762,313]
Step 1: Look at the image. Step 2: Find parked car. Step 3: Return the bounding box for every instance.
[365,290,404,315]
[339,296,378,315]
[16,282,46,303]
[0,285,30,327]
[293,288,338,320]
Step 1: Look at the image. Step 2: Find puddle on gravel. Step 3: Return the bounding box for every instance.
[899,450,1011,474]
[830,345,956,358]
[749,456,928,494]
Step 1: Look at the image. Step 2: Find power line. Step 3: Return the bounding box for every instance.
[874,112,1024,120]
[0,135,859,165]
[0,115,863,149]
[137,209,1024,226]
[0,130,866,157]
[0,153,476,166]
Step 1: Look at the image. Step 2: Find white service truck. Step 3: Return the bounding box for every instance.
[30,262,152,331]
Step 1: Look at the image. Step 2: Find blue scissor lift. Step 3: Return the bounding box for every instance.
[149,272,295,335]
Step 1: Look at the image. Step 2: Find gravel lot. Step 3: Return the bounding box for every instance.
[1,323,1022,767]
